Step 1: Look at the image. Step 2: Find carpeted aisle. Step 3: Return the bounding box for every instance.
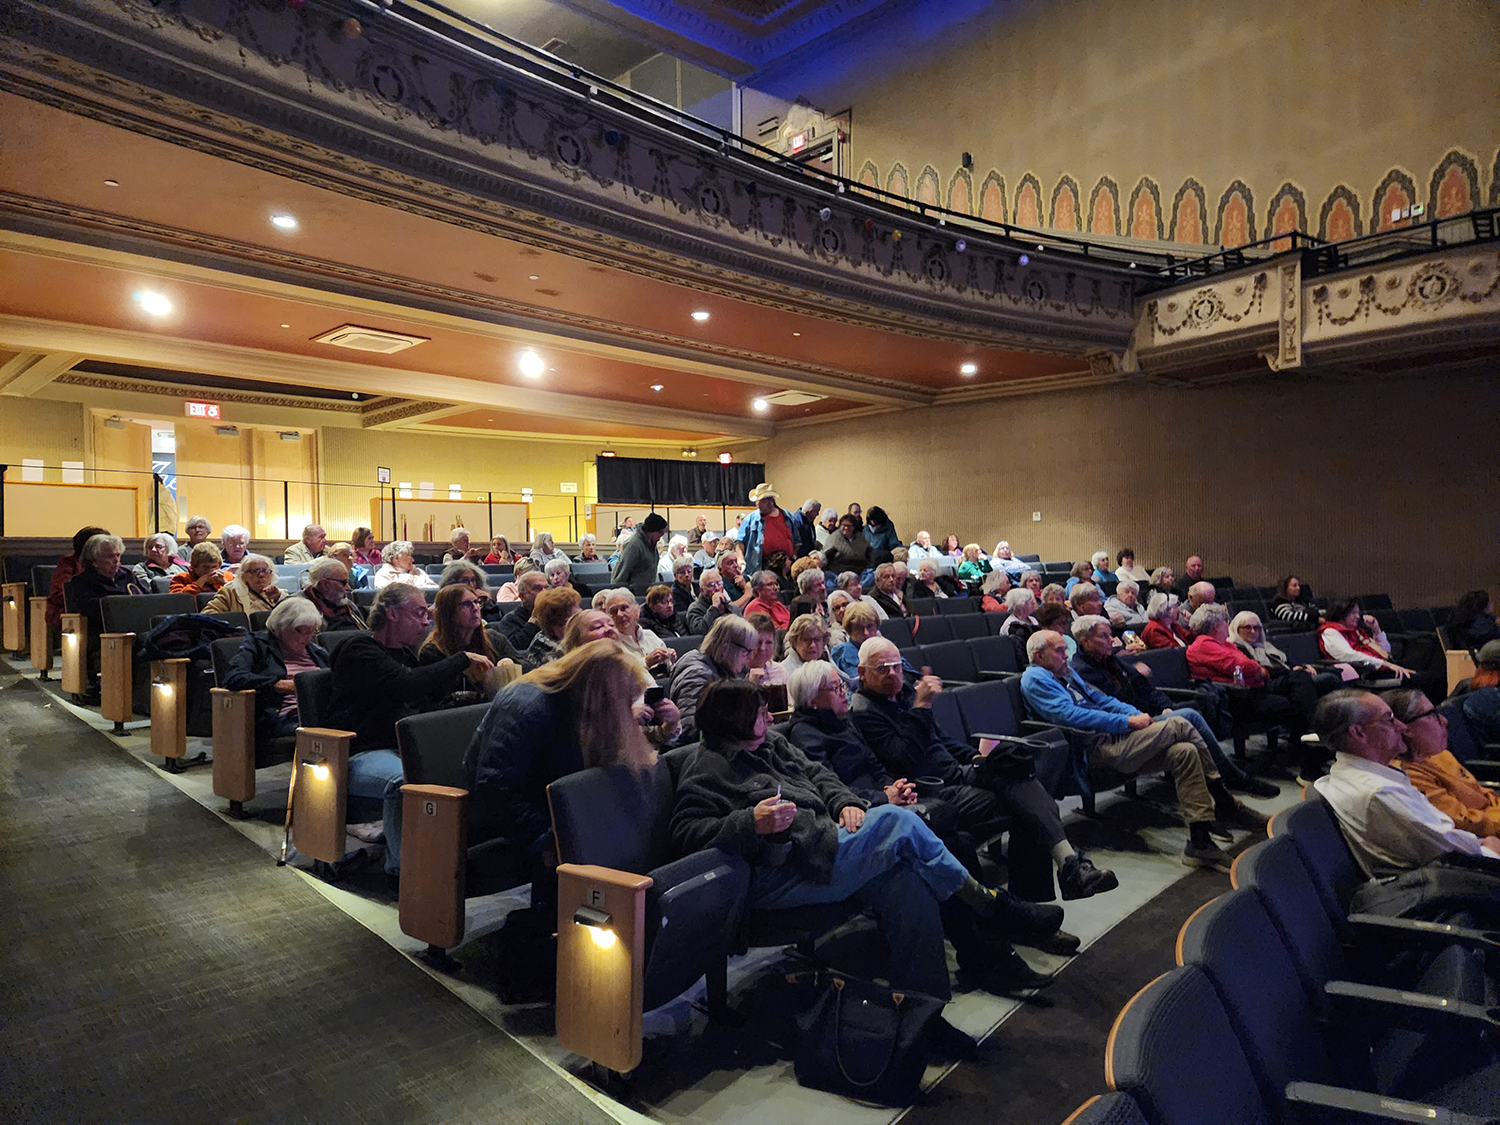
[0,668,617,1125]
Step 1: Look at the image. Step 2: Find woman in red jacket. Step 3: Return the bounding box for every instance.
[1141,591,1191,649]
[1186,602,1309,760]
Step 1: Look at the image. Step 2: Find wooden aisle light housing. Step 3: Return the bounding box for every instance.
[99,631,135,734]
[210,685,258,814]
[290,727,354,863]
[398,784,467,952]
[555,863,652,1074]
[29,597,52,677]
[1,582,26,653]
[59,612,87,696]
[149,658,189,765]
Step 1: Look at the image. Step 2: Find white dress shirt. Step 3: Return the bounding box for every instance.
[1314,752,1498,878]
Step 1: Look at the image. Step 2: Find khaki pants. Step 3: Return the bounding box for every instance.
[1093,716,1218,825]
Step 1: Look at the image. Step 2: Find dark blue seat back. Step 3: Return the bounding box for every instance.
[951,679,1023,739]
[548,760,676,875]
[920,639,978,683]
[971,633,1020,675]
[907,597,937,617]
[1270,794,1364,924]
[1132,646,1193,689]
[1276,632,1323,665]
[396,704,490,789]
[929,689,967,747]
[911,615,953,645]
[1063,1093,1149,1125]
[294,668,336,730]
[947,613,989,640]
[935,598,980,615]
[878,617,914,646]
[1231,836,1343,1010]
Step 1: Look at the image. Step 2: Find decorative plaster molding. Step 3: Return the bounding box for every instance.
[54,370,369,412]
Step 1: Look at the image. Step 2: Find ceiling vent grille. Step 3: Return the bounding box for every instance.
[761,389,825,406]
[312,325,430,354]
[539,37,574,57]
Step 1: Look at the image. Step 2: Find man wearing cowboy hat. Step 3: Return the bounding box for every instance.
[740,482,800,573]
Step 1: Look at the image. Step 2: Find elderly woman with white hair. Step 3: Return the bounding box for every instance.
[176,515,212,562]
[373,540,436,589]
[132,532,187,587]
[668,614,758,741]
[1230,609,1341,704]
[602,587,673,671]
[657,534,691,581]
[1141,591,1190,649]
[826,588,852,648]
[573,532,602,563]
[529,531,568,568]
[1187,602,1311,762]
[980,569,1012,613]
[204,553,283,616]
[1089,550,1117,584]
[998,586,1039,639]
[220,524,252,569]
[1104,579,1149,632]
[223,596,330,744]
[990,540,1029,578]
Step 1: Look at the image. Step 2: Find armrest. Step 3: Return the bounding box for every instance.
[977,669,1020,681]
[556,862,654,892]
[1324,978,1500,1035]
[1346,912,1500,956]
[1156,687,1206,700]
[1285,1080,1496,1124]
[1020,718,1099,738]
[400,784,470,950]
[969,731,1056,750]
[210,688,259,803]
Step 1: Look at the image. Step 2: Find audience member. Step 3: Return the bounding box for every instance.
[70,533,148,640]
[787,498,822,558]
[179,515,212,560]
[744,569,790,628]
[715,552,753,609]
[1460,641,1500,741]
[639,584,685,638]
[821,513,871,575]
[788,566,829,622]
[855,637,1116,905]
[908,530,941,561]
[1186,603,1308,760]
[1174,555,1206,599]
[870,562,907,619]
[352,526,384,566]
[204,553,282,615]
[528,531,568,568]
[466,639,670,902]
[1142,591,1189,648]
[1230,610,1342,698]
[1019,569,1042,596]
[740,483,798,572]
[779,613,838,681]
[1115,548,1150,584]
[483,535,515,565]
[998,588,1039,639]
[1312,689,1499,880]
[826,589,852,648]
[373,541,436,589]
[687,568,733,635]
[1070,615,1276,797]
[908,558,953,600]
[740,612,787,690]
[671,678,1059,1042]
[1388,688,1500,840]
[418,584,520,697]
[573,533,601,563]
[132,532,186,587]
[668,614,757,740]
[691,531,721,570]
[1039,583,1067,608]
[657,535,690,581]
[1317,598,1425,688]
[1104,579,1149,632]
[1034,603,1075,653]
[443,527,483,564]
[813,508,840,549]
[47,525,108,628]
[979,569,1012,613]
[1064,560,1093,595]
[685,515,709,547]
[1269,574,1319,629]
[326,543,365,589]
[543,557,580,597]
[222,595,329,745]
[300,557,367,631]
[560,609,617,652]
[170,542,228,595]
[282,524,328,565]
[1450,590,1500,651]
[836,571,881,617]
[610,514,666,587]
[439,559,498,621]
[990,541,1029,578]
[1184,580,1217,617]
[220,525,251,571]
[498,570,548,650]
[1022,630,1264,872]
[494,558,537,602]
[862,506,899,562]
[1089,551,1117,584]
[327,584,492,878]
[524,586,581,668]
[956,544,988,584]
[602,588,672,672]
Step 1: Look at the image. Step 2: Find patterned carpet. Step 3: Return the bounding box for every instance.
[0,668,617,1125]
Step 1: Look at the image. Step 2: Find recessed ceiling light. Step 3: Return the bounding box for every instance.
[959,362,978,375]
[134,290,172,316]
[792,331,801,337]
[691,310,711,322]
[280,323,291,329]
[103,179,118,187]
[751,397,769,413]
[650,383,664,392]
[517,349,545,378]
[270,213,298,231]
[528,274,539,281]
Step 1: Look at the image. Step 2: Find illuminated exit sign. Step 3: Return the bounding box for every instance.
[184,400,221,420]
[790,133,806,152]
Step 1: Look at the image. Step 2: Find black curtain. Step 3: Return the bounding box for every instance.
[596,457,764,508]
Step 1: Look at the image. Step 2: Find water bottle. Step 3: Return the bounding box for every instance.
[1232,664,1244,687]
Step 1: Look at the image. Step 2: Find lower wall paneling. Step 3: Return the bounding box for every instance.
[756,371,1499,609]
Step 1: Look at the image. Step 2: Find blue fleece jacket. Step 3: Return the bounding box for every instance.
[1020,663,1140,734]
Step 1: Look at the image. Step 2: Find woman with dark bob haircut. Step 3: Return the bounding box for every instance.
[669,679,1054,1056]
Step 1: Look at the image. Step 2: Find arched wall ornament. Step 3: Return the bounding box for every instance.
[1264,182,1307,250]
[1126,178,1164,241]
[1014,173,1043,228]
[1170,179,1208,244]
[1049,175,1081,232]
[886,163,910,200]
[1427,149,1480,218]
[1213,180,1257,247]
[977,171,1006,223]
[1317,185,1363,241]
[1370,168,1419,231]
[915,165,941,207]
[857,160,880,190]
[1088,176,1121,236]
[946,167,974,215]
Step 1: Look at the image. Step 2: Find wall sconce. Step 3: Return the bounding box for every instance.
[573,904,616,949]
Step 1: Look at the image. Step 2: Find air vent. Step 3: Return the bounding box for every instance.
[762,390,826,406]
[539,37,574,58]
[312,325,429,354]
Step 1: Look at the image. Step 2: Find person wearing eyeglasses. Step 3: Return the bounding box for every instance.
[418,583,520,698]
[299,557,368,631]
[1312,689,1500,880]
[326,583,494,880]
[668,614,757,741]
[1388,688,1500,840]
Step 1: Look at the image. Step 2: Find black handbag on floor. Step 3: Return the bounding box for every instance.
[793,973,943,1106]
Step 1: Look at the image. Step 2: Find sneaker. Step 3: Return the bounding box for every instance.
[1214,801,1270,834]
[349,821,386,844]
[928,1014,979,1061]
[1224,773,1280,799]
[957,952,1055,997]
[1019,929,1082,956]
[1183,840,1233,873]
[1058,854,1119,901]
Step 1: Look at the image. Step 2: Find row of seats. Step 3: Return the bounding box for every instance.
[1064,793,1500,1123]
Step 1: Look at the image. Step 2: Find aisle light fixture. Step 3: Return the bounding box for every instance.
[573,905,617,949]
